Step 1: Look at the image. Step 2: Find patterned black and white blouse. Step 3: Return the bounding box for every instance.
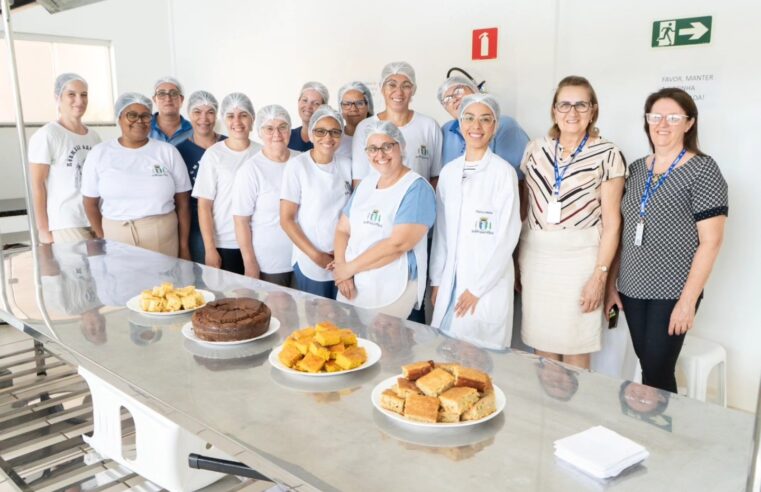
[618,154,728,299]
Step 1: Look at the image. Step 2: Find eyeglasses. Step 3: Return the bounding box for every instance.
[365,142,398,155]
[442,86,467,105]
[261,124,290,136]
[461,114,495,126]
[123,111,152,123]
[340,99,367,110]
[554,101,593,113]
[155,90,181,100]
[312,128,342,138]
[645,113,691,125]
[384,81,414,92]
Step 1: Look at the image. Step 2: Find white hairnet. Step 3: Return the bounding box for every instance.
[153,76,183,95]
[380,61,416,92]
[308,105,344,134]
[363,119,406,154]
[338,81,374,116]
[299,81,329,104]
[255,104,291,134]
[54,73,87,99]
[437,76,479,105]
[459,93,501,122]
[220,92,255,118]
[114,92,152,119]
[187,90,219,113]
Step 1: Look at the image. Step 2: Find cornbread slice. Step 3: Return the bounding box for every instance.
[293,337,313,355]
[461,392,497,421]
[335,345,367,370]
[152,282,173,297]
[181,293,199,310]
[439,387,480,414]
[434,362,461,376]
[315,329,341,347]
[315,321,338,332]
[415,368,455,397]
[338,329,357,346]
[454,366,493,394]
[193,291,205,306]
[403,394,439,423]
[324,360,342,373]
[296,352,325,373]
[278,344,303,368]
[437,409,460,423]
[380,389,405,414]
[327,343,346,359]
[140,296,165,312]
[402,360,434,381]
[393,378,421,398]
[165,292,182,312]
[309,341,331,361]
[293,327,316,339]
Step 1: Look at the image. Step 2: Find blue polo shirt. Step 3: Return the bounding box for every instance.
[441,115,529,179]
[150,113,193,146]
[288,127,313,152]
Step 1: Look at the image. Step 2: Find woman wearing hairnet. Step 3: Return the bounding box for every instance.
[351,62,442,188]
[281,105,352,298]
[288,81,329,152]
[29,73,102,244]
[336,81,373,160]
[82,92,191,258]
[430,94,521,350]
[232,105,296,286]
[192,93,261,274]
[333,121,435,318]
[177,91,226,263]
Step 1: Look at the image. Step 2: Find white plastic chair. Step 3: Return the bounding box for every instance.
[677,334,727,406]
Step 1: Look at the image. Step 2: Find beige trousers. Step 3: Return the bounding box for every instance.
[51,227,95,243]
[102,212,179,257]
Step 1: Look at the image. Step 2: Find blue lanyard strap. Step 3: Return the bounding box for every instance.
[553,133,590,198]
[638,148,687,219]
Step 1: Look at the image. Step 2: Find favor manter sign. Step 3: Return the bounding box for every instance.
[652,16,712,47]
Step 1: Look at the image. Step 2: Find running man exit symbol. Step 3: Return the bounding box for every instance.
[472,28,498,60]
[652,16,712,47]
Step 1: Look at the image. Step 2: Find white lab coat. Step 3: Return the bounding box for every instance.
[430,149,521,349]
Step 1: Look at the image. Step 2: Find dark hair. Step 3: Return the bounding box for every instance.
[549,75,599,139]
[643,87,703,155]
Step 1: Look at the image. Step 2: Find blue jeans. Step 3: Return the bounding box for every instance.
[293,262,337,299]
[188,220,205,264]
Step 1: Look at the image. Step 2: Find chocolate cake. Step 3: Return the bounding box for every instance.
[191,298,271,342]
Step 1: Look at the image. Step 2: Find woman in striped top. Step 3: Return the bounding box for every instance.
[518,76,627,369]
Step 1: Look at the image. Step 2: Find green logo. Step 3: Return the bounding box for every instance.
[652,16,712,48]
[476,217,492,232]
[367,209,381,223]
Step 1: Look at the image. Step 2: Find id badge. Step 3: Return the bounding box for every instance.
[547,200,561,224]
[634,221,644,246]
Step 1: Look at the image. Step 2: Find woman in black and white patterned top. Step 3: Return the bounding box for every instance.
[606,88,728,393]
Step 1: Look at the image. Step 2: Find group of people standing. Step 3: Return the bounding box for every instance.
[28,61,728,393]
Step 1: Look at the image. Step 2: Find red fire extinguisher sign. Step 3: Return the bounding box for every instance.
[472,28,498,60]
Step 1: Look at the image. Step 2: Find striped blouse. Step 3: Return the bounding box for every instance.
[520,136,627,230]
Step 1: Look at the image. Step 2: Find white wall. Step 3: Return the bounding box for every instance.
[1,0,758,411]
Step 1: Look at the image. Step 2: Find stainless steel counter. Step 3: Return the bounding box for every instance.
[0,240,753,491]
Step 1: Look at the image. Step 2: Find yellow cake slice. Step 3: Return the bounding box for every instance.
[296,352,325,373]
[309,341,331,361]
[279,344,303,368]
[315,329,341,346]
[335,345,367,370]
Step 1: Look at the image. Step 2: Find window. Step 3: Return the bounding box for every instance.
[0,33,115,124]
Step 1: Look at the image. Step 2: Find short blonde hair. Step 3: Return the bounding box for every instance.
[549,75,600,139]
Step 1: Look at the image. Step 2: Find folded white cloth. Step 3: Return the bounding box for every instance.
[554,425,649,479]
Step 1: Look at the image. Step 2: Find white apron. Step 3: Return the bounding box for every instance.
[430,150,521,349]
[342,170,428,310]
[291,154,352,281]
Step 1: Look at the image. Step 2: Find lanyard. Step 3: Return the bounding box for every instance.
[553,133,589,199]
[639,148,687,219]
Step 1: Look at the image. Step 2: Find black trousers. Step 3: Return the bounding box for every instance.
[620,293,701,393]
[217,248,244,275]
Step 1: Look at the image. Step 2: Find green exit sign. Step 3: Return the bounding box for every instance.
[652,16,712,48]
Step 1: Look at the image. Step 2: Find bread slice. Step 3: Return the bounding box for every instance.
[454,366,493,394]
[437,409,460,423]
[439,386,480,415]
[434,362,461,376]
[403,394,439,423]
[315,329,341,346]
[296,352,325,373]
[324,360,342,373]
[461,392,497,421]
[335,345,367,370]
[402,360,434,381]
[393,377,421,398]
[293,327,316,340]
[327,343,345,359]
[308,341,330,361]
[338,329,357,346]
[293,337,313,355]
[415,368,455,397]
[315,321,338,332]
[380,389,405,414]
[278,344,303,368]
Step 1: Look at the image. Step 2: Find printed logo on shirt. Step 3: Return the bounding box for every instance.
[363,209,382,227]
[344,181,352,196]
[416,145,430,160]
[66,144,93,190]
[151,164,169,177]
[471,210,495,235]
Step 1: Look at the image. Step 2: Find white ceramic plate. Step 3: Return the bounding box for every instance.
[371,375,506,429]
[126,289,215,317]
[181,317,280,347]
[268,338,381,377]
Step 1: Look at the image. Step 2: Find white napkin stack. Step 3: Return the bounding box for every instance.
[554,425,649,479]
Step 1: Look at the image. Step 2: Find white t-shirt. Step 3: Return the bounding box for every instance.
[280,151,352,281]
[192,140,262,249]
[231,150,295,274]
[28,122,102,230]
[336,134,353,160]
[351,112,442,181]
[81,138,191,221]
